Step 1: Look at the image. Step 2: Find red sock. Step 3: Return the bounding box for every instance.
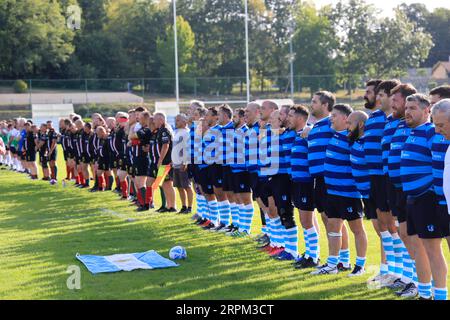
[98,175,105,190]
[145,186,153,205]
[79,171,84,182]
[137,190,144,206]
[75,175,80,184]
[121,180,128,198]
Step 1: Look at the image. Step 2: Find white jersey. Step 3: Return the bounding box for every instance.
[171,127,189,168]
[444,147,450,215]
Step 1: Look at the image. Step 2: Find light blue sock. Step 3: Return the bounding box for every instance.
[356,256,366,268]
[284,226,298,258]
[208,200,219,224]
[418,282,432,299]
[380,231,395,275]
[392,233,403,278]
[401,248,413,284]
[303,229,310,259]
[218,200,231,225]
[339,249,350,267]
[271,217,284,248]
[327,255,339,268]
[434,288,448,301]
[238,203,254,234]
[230,202,239,227]
[380,263,389,275]
[307,226,319,263]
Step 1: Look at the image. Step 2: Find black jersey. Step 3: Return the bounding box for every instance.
[115,127,127,158]
[108,129,118,158]
[81,131,93,157]
[135,127,152,158]
[25,131,36,153]
[38,131,49,155]
[47,128,57,152]
[98,137,109,160]
[155,126,173,165]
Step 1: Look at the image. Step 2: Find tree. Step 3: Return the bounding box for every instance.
[157,16,196,93]
[371,10,433,76]
[106,0,169,78]
[328,0,433,92]
[292,2,338,94]
[0,0,75,78]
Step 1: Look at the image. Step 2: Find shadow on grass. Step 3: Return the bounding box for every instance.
[1,171,399,300]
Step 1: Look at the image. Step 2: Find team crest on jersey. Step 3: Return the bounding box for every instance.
[282,195,287,201]
[347,207,353,213]
[218,179,222,184]
[427,225,435,232]
[302,197,307,203]
[240,184,245,189]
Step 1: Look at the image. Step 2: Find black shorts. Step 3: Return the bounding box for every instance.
[117,157,127,171]
[133,156,149,177]
[266,174,292,211]
[147,163,158,178]
[407,192,450,239]
[313,176,327,213]
[292,181,315,211]
[81,154,91,164]
[231,171,251,194]
[98,158,110,171]
[393,187,407,223]
[75,156,81,165]
[208,164,223,189]
[250,172,260,199]
[63,150,68,161]
[222,166,234,192]
[109,156,118,170]
[26,152,36,162]
[39,154,49,168]
[370,175,390,212]
[363,197,377,220]
[48,150,57,162]
[198,167,214,195]
[325,194,363,221]
[387,178,398,216]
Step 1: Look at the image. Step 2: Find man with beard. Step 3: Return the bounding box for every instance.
[401,94,447,300]
[363,80,400,283]
[348,110,371,276]
[312,104,367,275]
[227,108,253,237]
[387,83,418,298]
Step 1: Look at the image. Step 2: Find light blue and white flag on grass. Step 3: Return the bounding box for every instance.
[76,250,179,274]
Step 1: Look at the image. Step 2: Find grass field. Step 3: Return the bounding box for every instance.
[0,147,449,300]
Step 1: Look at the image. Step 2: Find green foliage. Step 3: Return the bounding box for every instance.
[0,0,446,91]
[157,16,196,93]
[13,80,28,93]
[0,0,75,78]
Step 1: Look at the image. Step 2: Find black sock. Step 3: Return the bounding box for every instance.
[139,187,146,207]
[160,186,166,207]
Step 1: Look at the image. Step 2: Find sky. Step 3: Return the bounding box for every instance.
[310,0,450,17]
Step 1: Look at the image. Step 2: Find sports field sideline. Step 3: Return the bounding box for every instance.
[0,147,448,300]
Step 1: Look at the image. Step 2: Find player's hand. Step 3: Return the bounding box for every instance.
[301,126,312,139]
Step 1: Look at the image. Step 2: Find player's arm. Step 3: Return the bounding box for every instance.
[49,136,57,155]
[157,129,171,167]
